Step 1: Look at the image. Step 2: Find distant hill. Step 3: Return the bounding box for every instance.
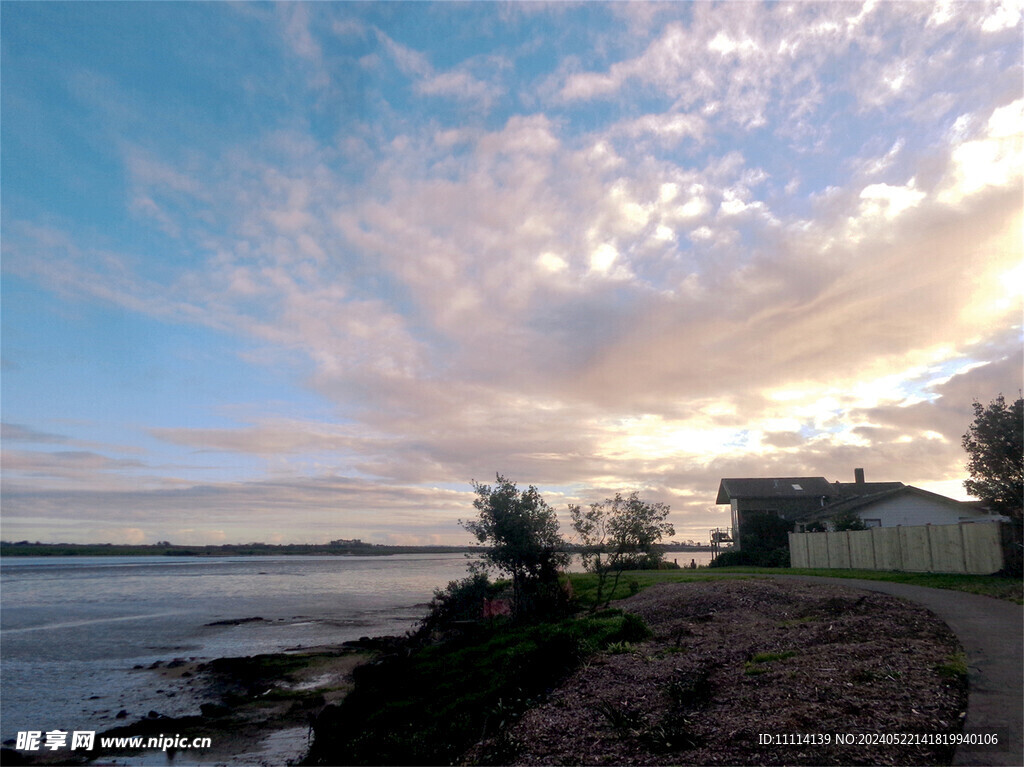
[0,540,712,557]
[0,540,479,557]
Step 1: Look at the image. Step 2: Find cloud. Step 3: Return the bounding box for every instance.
[1,474,476,545]
[2,450,147,483]
[4,1,1020,544]
[374,28,504,109]
[2,423,70,445]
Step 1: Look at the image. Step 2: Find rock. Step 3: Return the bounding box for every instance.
[0,747,31,765]
[205,616,265,627]
[116,709,129,719]
[200,702,231,718]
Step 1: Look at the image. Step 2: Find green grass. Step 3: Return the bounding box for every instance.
[706,567,1023,603]
[568,567,1022,604]
[567,570,753,609]
[936,651,969,682]
[744,650,797,676]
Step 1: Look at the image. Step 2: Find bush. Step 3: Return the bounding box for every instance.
[417,573,504,637]
[709,547,790,568]
[607,611,652,643]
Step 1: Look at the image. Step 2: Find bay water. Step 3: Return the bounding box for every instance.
[0,551,713,746]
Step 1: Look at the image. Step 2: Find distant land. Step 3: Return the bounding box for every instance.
[0,539,713,557]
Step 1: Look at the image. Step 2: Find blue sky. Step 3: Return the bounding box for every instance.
[2,1,1022,546]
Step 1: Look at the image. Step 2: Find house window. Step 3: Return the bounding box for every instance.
[791,484,803,490]
[863,519,882,528]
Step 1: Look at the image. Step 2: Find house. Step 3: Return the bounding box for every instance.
[717,469,1005,550]
[716,476,837,543]
[793,485,1009,531]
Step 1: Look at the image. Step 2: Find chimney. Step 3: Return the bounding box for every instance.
[854,468,865,484]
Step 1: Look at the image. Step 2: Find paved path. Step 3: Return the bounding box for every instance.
[759,575,1023,766]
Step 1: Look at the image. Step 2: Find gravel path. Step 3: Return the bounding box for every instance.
[760,574,1023,767]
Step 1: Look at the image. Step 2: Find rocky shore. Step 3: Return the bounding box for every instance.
[1,641,383,766]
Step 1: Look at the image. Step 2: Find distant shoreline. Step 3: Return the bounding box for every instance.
[0,541,715,557]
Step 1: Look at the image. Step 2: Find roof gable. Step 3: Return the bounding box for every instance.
[833,481,904,497]
[716,477,833,504]
[795,485,969,522]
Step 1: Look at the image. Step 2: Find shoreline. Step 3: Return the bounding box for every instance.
[0,543,715,558]
[5,570,998,765]
[2,640,389,766]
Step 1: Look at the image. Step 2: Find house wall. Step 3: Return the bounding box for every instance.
[853,494,984,527]
[736,497,824,519]
[732,496,824,551]
[788,522,1009,574]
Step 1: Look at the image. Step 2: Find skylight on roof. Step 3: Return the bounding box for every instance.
[792,483,803,491]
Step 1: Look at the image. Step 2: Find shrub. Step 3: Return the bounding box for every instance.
[608,612,653,643]
[709,547,790,568]
[417,573,503,637]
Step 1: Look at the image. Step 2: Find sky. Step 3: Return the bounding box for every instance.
[1,1,1022,547]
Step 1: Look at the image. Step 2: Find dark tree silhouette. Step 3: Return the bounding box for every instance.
[570,492,674,609]
[461,474,568,618]
[962,394,1023,523]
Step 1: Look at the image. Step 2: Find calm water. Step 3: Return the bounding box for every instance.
[0,551,713,745]
[0,554,477,742]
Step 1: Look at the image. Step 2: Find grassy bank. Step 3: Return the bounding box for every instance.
[303,609,652,765]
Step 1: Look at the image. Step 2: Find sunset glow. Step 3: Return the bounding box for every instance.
[2,2,1021,545]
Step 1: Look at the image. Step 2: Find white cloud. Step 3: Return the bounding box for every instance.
[616,112,707,144]
[981,0,1023,32]
[537,251,568,273]
[938,99,1024,205]
[589,243,618,274]
[376,28,503,108]
[858,180,926,221]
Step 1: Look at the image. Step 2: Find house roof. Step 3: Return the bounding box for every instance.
[833,481,905,497]
[716,477,835,504]
[794,485,966,523]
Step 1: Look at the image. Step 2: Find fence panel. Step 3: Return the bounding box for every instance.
[788,523,1006,574]
[847,530,876,570]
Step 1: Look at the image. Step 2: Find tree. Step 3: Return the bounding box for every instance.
[962,394,1023,523]
[461,475,569,619]
[832,509,867,532]
[737,511,792,553]
[569,492,674,610]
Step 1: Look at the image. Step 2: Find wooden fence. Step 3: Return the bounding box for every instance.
[788,522,1010,574]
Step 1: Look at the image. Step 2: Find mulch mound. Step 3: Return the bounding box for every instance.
[494,578,966,766]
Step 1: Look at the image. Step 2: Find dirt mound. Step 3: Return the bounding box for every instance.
[499,579,966,766]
